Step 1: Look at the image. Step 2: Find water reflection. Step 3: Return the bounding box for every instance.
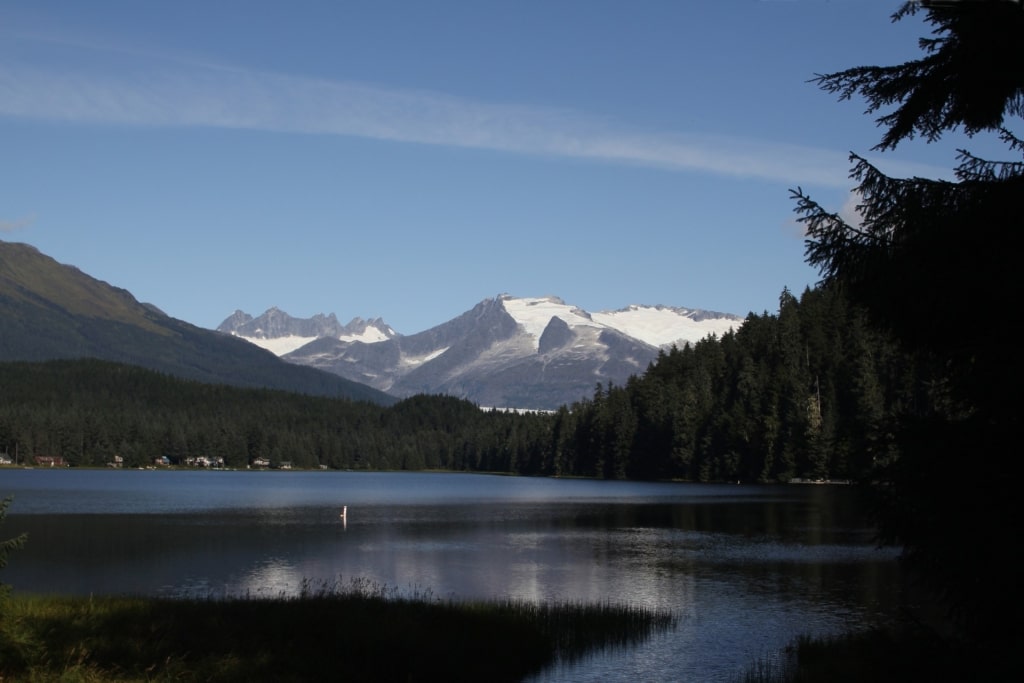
[238,557,302,597]
[1,470,901,682]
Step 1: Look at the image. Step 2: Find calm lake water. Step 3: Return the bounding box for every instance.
[0,469,900,682]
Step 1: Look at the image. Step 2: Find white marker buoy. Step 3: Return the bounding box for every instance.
[340,505,348,520]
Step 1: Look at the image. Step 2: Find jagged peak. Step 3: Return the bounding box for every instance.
[217,310,254,332]
[311,312,341,325]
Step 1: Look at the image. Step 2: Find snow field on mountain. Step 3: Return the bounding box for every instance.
[592,306,741,348]
[500,297,602,348]
[501,296,740,350]
[236,334,319,356]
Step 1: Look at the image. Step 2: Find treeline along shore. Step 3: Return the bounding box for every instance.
[1,284,931,484]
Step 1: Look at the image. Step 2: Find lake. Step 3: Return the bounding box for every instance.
[0,469,901,682]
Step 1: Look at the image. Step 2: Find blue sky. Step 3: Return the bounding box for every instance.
[0,1,986,334]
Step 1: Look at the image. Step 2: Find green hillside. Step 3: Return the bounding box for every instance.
[0,240,393,404]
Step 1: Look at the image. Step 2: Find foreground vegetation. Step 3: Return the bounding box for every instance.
[740,627,1013,683]
[0,579,676,682]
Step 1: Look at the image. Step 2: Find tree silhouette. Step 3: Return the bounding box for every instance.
[792,0,1022,644]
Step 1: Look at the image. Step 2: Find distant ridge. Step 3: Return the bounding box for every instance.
[218,308,396,356]
[0,240,394,404]
[221,294,744,410]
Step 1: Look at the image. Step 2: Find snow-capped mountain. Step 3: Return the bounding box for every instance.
[218,307,396,356]
[218,295,743,410]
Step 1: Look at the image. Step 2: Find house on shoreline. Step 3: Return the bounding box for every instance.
[183,455,226,468]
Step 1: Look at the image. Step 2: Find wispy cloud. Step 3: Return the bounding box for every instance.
[784,186,864,240]
[838,190,866,228]
[0,44,940,188]
[0,213,35,233]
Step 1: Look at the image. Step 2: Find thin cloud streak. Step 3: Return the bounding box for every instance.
[0,213,36,233]
[0,58,926,188]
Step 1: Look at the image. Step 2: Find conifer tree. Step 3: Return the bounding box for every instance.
[791,0,1022,643]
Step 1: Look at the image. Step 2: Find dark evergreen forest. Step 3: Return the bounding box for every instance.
[1,283,933,482]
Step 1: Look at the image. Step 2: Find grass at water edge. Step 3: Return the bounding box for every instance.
[0,578,677,682]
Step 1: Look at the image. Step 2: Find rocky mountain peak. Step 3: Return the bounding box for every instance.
[219,295,744,410]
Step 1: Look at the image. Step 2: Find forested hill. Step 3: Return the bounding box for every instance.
[0,359,544,471]
[532,284,936,483]
[1,284,929,482]
[0,240,393,404]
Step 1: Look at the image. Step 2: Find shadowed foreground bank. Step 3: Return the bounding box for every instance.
[0,580,676,682]
[740,627,1015,683]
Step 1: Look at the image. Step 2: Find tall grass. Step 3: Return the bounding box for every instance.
[0,578,676,682]
[488,597,677,660]
[737,628,1010,683]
